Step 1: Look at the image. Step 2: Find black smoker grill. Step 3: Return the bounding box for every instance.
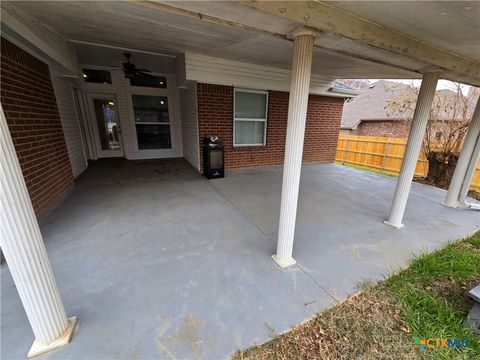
[203,136,224,179]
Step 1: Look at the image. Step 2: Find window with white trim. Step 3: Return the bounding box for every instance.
[234,89,268,146]
[132,95,171,149]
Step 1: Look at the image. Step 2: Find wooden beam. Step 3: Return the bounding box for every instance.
[243,1,480,80]
[145,1,421,76]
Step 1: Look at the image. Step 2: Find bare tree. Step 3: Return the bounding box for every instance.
[385,81,478,185]
[336,79,371,90]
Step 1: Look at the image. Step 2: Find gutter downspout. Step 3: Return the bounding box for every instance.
[458,133,480,210]
[328,86,361,96]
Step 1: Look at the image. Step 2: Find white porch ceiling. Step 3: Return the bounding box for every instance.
[3,1,480,86]
[327,1,480,63]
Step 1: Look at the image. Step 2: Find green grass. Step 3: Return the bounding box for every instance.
[335,161,399,177]
[235,232,480,360]
[385,233,480,359]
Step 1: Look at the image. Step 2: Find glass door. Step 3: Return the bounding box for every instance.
[87,93,124,158]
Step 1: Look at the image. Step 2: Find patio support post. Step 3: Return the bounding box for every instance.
[458,132,480,209]
[273,29,315,267]
[385,72,440,228]
[0,105,76,358]
[444,98,480,207]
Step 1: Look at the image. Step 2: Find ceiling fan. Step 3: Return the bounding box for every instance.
[122,53,153,79]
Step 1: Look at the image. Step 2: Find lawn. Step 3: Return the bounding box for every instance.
[234,232,480,359]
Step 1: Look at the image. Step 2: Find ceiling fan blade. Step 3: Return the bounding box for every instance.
[136,68,152,73]
[136,70,155,78]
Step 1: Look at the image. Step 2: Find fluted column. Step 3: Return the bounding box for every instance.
[273,29,315,267]
[385,72,440,228]
[458,133,480,206]
[0,105,76,358]
[444,98,480,207]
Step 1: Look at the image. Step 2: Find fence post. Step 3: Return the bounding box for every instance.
[343,137,349,165]
[380,139,390,173]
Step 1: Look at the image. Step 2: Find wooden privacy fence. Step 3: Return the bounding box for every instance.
[335,134,480,192]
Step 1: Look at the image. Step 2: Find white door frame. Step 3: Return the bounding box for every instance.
[86,92,125,158]
[73,88,96,160]
[126,80,178,157]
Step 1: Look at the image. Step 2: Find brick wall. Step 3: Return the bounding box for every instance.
[357,120,410,138]
[197,83,344,171]
[357,119,458,143]
[1,38,74,214]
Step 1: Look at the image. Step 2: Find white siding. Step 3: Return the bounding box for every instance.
[51,75,88,178]
[184,53,337,95]
[179,81,200,170]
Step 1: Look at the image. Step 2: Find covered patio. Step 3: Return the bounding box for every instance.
[1,1,480,358]
[2,160,478,359]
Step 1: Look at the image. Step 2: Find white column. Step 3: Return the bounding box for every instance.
[458,133,480,208]
[444,98,480,207]
[0,105,76,358]
[273,29,315,268]
[385,72,440,228]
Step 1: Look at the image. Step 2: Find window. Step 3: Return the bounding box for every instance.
[129,73,167,88]
[82,69,112,84]
[234,89,268,146]
[132,95,171,149]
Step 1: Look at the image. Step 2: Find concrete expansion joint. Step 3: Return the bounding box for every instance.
[206,180,277,248]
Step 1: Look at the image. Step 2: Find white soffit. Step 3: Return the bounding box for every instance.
[3,1,479,85]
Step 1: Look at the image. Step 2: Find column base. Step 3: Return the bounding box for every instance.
[28,316,77,358]
[441,201,458,209]
[383,220,404,229]
[272,254,297,268]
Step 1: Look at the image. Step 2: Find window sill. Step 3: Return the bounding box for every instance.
[232,144,267,150]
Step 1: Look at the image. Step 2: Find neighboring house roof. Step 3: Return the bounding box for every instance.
[340,80,412,129]
[340,80,479,129]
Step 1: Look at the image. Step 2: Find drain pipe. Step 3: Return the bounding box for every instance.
[458,133,480,210]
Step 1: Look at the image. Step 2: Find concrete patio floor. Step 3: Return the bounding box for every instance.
[2,159,479,359]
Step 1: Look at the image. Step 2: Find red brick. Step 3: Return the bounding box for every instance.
[357,120,410,138]
[197,83,344,172]
[1,38,73,214]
